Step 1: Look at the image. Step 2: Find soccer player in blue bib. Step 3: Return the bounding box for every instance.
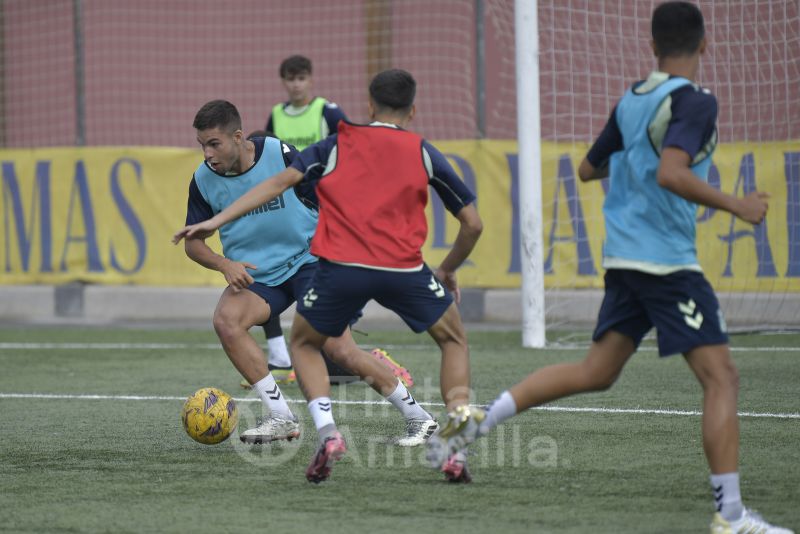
[182,100,436,446]
[175,72,483,484]
[426,3,791,532]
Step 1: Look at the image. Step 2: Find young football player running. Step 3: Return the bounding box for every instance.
[425,3,792,533]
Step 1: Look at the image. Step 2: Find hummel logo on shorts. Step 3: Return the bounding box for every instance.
[678,298,703,330]
[304,287,318,307]
[428,276,445,298]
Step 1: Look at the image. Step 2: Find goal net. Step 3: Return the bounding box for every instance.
[515,1,800,338]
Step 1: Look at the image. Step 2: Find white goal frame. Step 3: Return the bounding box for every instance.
[516,0,546,348]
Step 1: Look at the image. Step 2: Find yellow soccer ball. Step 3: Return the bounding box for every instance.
[181,387,238,445]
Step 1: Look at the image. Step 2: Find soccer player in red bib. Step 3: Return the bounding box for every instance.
[174,69,482,484]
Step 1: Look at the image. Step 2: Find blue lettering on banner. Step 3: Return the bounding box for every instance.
[543,155,597,275]
[2,160,53,272]
[507,153,596,276]
[431,154,478,249]
[785,151,800,277]
[109,158,146,274]
[719,153,776,277]
[60,160,104,272]
[507,154,521,274]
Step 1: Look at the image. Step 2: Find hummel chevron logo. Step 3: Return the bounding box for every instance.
[428,276,445,298]
[714,484,724,511]
[318,402,331,412]
[266,385,281,401]
[401,394,416,406]
[303,288,318,308]
[678,299,696,315]
[678,299,703,330]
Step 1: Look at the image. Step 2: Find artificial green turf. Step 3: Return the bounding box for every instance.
[1,328,797,533]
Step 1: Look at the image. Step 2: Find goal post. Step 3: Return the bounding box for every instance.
[515,0,546,348]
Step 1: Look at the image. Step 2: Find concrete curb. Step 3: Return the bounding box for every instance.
[0,285,797,330]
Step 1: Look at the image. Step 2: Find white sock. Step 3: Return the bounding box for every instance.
[710,472,743,521]
[267,335,291,368]
[308,396,335,431]
[253,373,294,419]
[478,390,518,435]
[385,380,431,421]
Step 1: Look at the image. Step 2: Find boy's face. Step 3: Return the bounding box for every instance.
[197,127,243,175]
[282,71,313,106]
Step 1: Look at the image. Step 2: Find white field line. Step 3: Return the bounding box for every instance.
[1,392,797,420]
[1,342,800,352]
[0,342,224,350]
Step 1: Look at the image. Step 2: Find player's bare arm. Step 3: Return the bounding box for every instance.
[173,167,304,244]
[578,103,620,183]
[184,237,256,290]
[578,157,609,182]
[657,147,768,224]
[435,203,483,303]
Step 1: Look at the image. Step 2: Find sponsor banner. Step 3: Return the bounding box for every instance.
[2,142,799,290]
[0,147,221,285]
[435,140,800,291]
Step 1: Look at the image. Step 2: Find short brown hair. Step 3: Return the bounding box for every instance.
[193,100,242,132]
[279,55,312,79]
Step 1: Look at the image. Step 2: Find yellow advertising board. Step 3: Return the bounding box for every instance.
[0,147,220,285]
[1,142,798,290]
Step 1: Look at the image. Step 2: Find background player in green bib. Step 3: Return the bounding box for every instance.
[261,54,345,381]
[264,56,407,384]
[265,55,347,150]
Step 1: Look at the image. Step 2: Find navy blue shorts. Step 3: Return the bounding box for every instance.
[593,269,728,356]
[296,260,455,337]
[246,262,317,318]
[247,262,362,327]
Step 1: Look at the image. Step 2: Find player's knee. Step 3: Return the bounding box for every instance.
[590,374,618,392]
[443,328,468,349]
[714,359,739,392]
[290,329,322,356]
[428,304,467,347]
[435,333,468,361]
[212,310,247,342]
[429,319,468,352]
[694,352,740,393]
[581,363,620,391]
[322,344,352,367]
[212,313,234,342]
[289,335,308,355]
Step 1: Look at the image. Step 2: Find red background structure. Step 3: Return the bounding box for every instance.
[2,0,798,148]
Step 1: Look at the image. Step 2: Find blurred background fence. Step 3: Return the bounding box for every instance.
[3,0,797,148]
